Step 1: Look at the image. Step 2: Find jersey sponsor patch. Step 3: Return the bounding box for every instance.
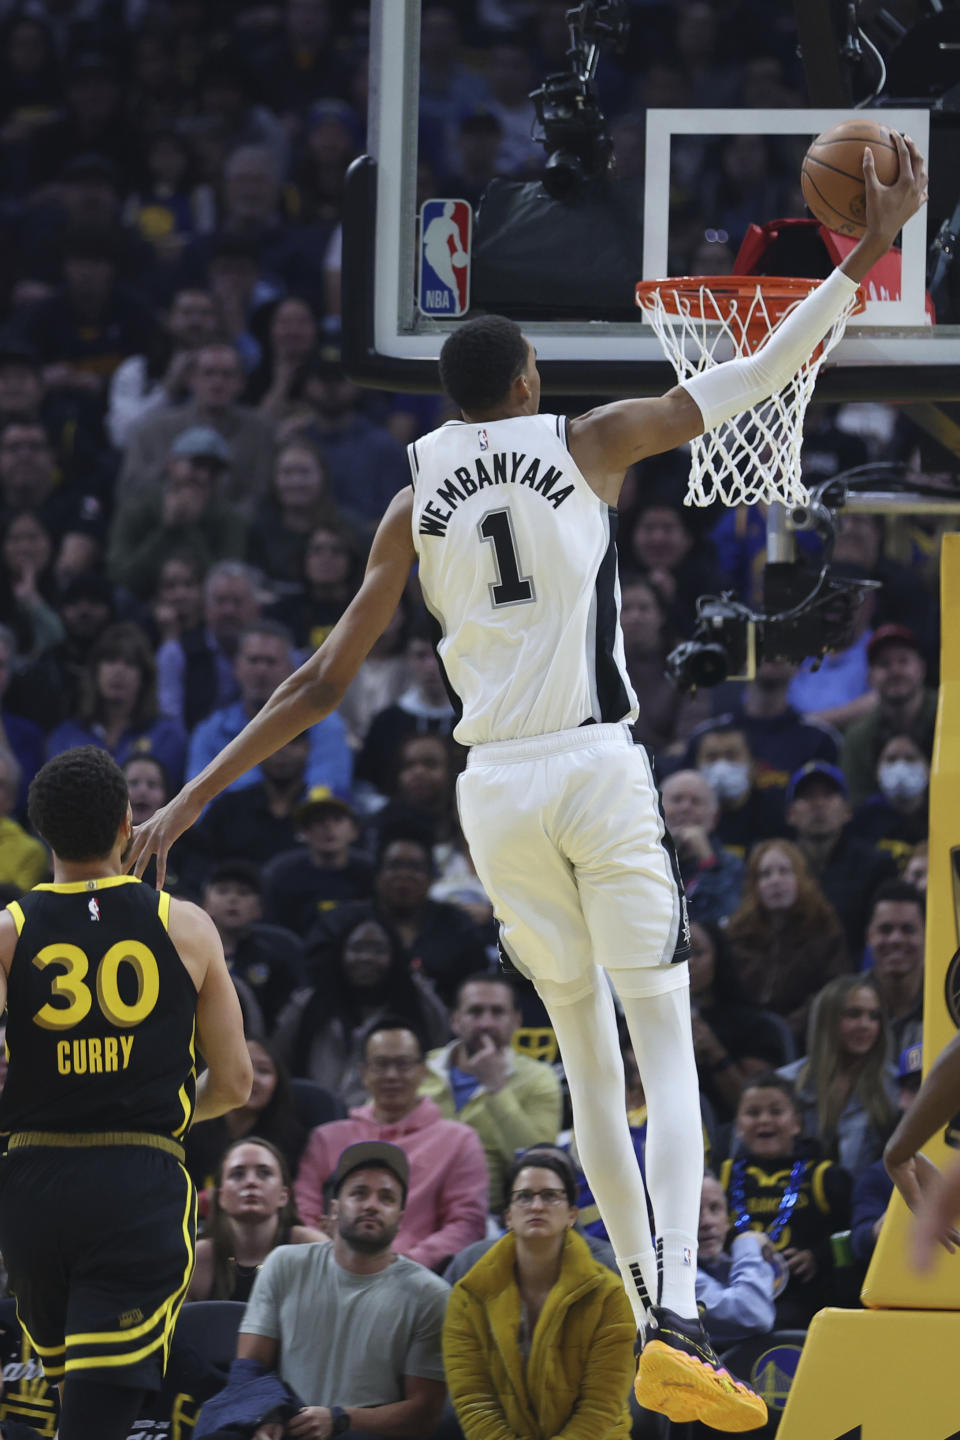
[418,198,471,317]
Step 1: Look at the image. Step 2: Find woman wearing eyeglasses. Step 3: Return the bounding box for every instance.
[777,973,899,1180]
[443,1153,636,1440]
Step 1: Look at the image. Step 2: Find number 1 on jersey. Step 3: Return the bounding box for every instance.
[478,509,535,608]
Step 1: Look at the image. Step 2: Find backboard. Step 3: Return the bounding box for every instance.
[341,0,960,402]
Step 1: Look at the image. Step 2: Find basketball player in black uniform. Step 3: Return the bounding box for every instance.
[0,747,252,1440]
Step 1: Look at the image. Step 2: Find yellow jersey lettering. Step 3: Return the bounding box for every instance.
[104,1035,119,1069]
[120,1034,134,1068]
[57,1040,71,1074]
[87,1036,103,1073]
[97,940,160,1027]
[33,945,91,1030]
[71,1040,87,1075]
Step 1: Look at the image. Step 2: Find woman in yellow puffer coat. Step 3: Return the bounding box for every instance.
[442,1154,636,1440]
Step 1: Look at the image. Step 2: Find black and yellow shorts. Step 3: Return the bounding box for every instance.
[0,1136,196,1389]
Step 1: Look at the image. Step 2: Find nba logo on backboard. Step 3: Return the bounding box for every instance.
[418,199,471,317]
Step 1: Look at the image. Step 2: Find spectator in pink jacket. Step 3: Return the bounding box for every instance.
[295,1016,488,1271]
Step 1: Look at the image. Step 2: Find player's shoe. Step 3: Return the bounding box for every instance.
[634,1306,768,1432]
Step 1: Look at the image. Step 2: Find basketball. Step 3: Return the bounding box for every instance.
[800,119,899,237]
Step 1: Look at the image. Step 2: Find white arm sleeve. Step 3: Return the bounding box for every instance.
[680,268,859,433]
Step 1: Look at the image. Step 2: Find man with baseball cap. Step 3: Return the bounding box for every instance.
[200,858,306,1030]
[236,1139,448,1439]
[841,624,937,806]
[261,785,373,937]
[106,421,247,599]
[118,339,274,517]
[786,760,897,955]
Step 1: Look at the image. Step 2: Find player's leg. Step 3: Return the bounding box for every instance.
[608,976,703,1317]
[530,966,658,1321]
[0,1148,70,1392]
[457,749,659,1324]
[61,1148,196,1434]
[569,741,766,1429]
[59,1379,147,1440]
[553,737,703,1315]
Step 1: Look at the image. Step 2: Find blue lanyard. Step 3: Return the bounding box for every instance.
[730,1158,809,1243]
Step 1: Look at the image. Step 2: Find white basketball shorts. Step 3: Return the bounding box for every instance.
[457,722,691,1004]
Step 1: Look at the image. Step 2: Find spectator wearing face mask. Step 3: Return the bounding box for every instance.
[840,625,937,806]
[847,732,929,870]
[689,720,788,859]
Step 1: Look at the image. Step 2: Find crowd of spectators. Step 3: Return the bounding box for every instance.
[0,1,954,1438]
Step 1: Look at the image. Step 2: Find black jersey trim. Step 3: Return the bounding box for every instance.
[593,507,632,723]
[407,439,420,489]
[422,607,463,728]
[34,876,141,894]
[556,414,570,450]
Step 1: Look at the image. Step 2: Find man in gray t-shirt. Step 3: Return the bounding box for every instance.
[238,1140,448,1439]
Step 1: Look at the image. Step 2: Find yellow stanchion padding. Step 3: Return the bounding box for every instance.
[777,1308,960,1439]
[863,531,960,1310]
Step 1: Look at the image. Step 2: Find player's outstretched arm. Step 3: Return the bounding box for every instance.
[171,899,254,1122]
[884,1029,960,1220]
[913,1155,960,1271]
[124,489,417,886]
[570,132,927,498]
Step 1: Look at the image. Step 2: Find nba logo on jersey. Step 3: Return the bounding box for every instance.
[418,199,471,317]
[478,428,489,451]
[88,897,100,922]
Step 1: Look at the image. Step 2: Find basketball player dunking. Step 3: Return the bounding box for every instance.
[128,135,925,1430]
[0,748,252,1440]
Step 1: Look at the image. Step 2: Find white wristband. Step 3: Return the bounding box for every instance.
[680,268,860,434]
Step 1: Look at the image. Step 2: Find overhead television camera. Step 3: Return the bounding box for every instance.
[529,0,628,199]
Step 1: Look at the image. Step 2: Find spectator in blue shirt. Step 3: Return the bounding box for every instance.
[186,618,351,798]
[696,1172,776,1346]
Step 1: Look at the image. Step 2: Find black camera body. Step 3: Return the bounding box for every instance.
[529,0,627,199]
[666,562,879,691]
[531,71,613,199]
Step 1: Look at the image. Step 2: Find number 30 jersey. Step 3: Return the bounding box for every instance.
[409,413,639,745]
[0,876,198,1141]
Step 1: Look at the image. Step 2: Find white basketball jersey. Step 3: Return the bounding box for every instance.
[408,413,638,745]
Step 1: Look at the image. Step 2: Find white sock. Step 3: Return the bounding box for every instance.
[539,977,657,1332]
[613,976,704,1320]
[657,1229,699,1318]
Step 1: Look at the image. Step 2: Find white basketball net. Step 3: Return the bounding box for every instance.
[637,280,860,509]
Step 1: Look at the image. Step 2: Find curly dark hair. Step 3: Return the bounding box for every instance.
[438,314,529,414]
[28,746,129,861]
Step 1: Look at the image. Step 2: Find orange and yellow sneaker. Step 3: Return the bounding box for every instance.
[634,1306,768,1432]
